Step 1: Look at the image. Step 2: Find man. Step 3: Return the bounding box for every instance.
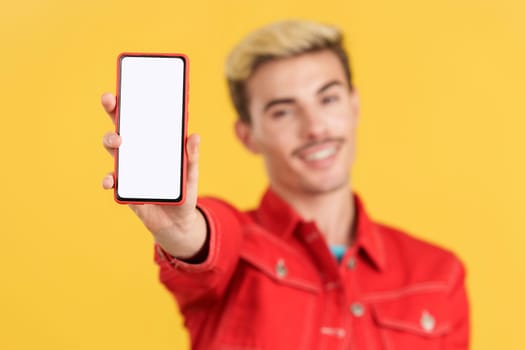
[101,20,469,349]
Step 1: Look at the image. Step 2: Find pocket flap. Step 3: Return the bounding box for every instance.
[240,227,322,294]
[371,290,451,337]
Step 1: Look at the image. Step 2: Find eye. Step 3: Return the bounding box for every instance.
[271,108,291,119]
[321,95,339,105]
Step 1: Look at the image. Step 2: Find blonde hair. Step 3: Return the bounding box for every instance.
[225,20,353,123]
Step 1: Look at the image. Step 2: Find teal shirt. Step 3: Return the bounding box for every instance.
[330,245,347,263]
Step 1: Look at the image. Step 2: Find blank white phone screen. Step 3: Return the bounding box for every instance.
[117,56,186,201]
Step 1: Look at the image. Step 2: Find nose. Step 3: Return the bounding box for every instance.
[300,105,328,140]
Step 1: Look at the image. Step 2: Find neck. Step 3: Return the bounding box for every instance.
[272,183,356,246]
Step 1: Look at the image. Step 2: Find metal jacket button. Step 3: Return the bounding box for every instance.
[350,302,365,317]
[346,257,356,270]
[275,259,288,279]
[420,310,436,332]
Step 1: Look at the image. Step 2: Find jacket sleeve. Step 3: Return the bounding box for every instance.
[445,258,470,349]
[153,197,244,311]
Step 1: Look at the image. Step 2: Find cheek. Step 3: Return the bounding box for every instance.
[253,130,287,157]
[329,101,358,131]
[331,115,356,136]
[268,137,294,159]
[259,123,299,150]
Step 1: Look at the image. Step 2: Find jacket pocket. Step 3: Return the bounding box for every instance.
[240,228,323,294]
[216,227,322,349]
[369,287,451,349]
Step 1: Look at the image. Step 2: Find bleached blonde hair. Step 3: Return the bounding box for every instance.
[225,20,353,123]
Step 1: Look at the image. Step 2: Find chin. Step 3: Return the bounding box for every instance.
[301,178,350,195]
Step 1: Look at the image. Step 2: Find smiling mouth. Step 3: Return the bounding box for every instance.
[303,147,338,161]
[293,139,344,162]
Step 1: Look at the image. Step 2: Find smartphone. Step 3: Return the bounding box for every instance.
[114,53,189,205]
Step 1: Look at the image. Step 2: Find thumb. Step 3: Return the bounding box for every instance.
[184,133,200,205]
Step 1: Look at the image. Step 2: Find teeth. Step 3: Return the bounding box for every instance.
[304,147,336,161]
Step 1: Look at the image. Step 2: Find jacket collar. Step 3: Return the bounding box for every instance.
[253,188,387,271]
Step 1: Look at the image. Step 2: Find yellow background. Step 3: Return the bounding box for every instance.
[1,0,523,349]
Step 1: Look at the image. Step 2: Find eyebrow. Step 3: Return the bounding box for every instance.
[262,80,345,113]
[262,98,296,113]
[317,80,344,94]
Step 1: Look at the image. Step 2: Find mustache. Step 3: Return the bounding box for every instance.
[291,138,345,157]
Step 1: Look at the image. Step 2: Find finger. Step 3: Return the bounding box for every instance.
[101,92,117,124]
[187,133,201,165]
[185,134,201,203]
[102,173,115,190]
[128,204,146,220]
[129,204,139,215]
[102,132,121,156]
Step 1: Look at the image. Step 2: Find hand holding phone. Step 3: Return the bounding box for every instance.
[100,53,208,259]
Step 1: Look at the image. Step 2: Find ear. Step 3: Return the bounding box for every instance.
[234,120,260,154]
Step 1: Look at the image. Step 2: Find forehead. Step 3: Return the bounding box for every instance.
[246,49,348,103]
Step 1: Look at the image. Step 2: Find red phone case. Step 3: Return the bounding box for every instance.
[114,52,189,205]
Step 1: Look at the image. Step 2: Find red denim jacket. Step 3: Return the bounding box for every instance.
[155,190,469,350]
